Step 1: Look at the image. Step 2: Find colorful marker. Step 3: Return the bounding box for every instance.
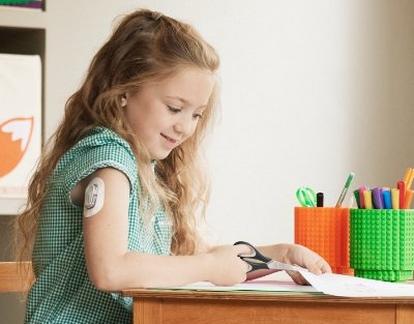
[372,187,384,209]
[403,168,412,185]
[359,185,367,209]
[363,190,373,209]
[383,188,392,209]
[405,190,413,209]
[391,188,400,209]
[353,189,361,208]
[397,180,405,209]
[407,168,414,192]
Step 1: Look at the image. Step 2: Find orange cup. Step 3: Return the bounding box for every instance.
[294,207,353,274]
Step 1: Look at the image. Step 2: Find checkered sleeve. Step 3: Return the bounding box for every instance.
[62,139,138,203]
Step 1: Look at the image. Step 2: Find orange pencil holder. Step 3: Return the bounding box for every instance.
[294,207,353,274]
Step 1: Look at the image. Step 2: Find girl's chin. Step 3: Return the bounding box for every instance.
[151,149,173,161]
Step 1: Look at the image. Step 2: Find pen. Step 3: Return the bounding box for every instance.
[335,172,355,207]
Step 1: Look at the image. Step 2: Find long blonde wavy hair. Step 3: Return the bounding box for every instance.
[15,8,220,275]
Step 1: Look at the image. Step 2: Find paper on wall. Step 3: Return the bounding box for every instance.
[0,54,42,199]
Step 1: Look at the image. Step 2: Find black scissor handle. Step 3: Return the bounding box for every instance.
[234,241,272,272]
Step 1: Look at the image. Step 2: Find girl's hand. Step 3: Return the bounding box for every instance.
[284,244,332,285]
[205,245,251,286]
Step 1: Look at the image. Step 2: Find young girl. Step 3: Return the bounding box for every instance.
[16,8,331,323]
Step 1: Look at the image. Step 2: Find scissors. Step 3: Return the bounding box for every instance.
[296,187,317,207]
[234,241,303,276]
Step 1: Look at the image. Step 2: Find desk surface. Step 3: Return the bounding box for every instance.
[122,275,414,324]
[122,271,414,304]
[121,288,414,304]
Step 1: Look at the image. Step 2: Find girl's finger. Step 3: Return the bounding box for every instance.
[305,257,331,275]
[304,260,322,275]
[312,258,331,274]
[234,244,252,256]
[320,260,332,273]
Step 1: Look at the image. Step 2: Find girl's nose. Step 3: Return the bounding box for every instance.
[174,115,196,137]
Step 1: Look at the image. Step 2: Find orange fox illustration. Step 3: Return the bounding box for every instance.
[0,117,34,177]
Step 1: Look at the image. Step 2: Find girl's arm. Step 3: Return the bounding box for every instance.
[81,168,250,291]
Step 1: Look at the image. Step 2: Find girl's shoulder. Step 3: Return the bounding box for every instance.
[62,127,136,163]
[54,127,139,193]
[73,127,135,154]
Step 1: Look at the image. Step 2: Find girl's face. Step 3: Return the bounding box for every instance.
[125,67,215,160]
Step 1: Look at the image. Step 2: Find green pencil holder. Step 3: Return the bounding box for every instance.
[350,209,414,282]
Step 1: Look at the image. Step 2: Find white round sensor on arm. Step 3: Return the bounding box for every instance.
[84,177,105,218]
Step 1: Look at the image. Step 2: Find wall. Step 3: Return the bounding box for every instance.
[45,0,414,245]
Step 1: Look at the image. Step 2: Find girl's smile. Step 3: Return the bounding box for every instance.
[160,133,179,149]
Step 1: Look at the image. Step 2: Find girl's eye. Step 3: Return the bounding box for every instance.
[167,105,181,113]
[193,113,203,119]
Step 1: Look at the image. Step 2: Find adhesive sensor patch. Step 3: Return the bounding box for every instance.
[84,177,105,218]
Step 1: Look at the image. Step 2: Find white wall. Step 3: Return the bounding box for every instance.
[45,0,414,245]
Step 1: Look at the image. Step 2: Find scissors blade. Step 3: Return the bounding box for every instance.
[266,260,304,272]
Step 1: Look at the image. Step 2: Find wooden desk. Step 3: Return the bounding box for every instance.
[121,288,414,324]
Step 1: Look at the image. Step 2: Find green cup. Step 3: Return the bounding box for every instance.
[350,209,414,281]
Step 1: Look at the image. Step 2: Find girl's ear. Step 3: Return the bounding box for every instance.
[121,95,127,107]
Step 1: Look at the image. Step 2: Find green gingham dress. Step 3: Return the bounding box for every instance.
[25,127,173,324]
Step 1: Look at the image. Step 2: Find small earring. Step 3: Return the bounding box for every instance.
[121,97,127,107]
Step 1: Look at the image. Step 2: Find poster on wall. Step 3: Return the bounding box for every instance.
[0,53,42,199]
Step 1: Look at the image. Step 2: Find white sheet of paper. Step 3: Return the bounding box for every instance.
[299,270,414,297]
[159,271,414,297]
[160,271,318,293]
